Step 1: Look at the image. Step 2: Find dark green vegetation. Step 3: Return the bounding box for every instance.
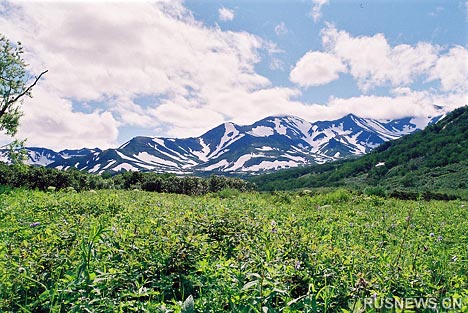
[250,106,468,199]
[0,164,253,195]
[1,189,467,312]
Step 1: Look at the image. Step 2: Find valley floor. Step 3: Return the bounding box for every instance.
[1,189,467,312]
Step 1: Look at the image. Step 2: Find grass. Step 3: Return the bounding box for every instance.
[0,188,467,312]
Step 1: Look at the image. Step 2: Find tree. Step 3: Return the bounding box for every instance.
[1,34,47,136]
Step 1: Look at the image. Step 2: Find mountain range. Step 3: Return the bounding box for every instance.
[0,113,443,174]
[250,106,468,196]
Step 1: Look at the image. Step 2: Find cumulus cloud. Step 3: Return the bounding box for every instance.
[218,7,234,21]
[428,46,468,93]
[311,0,329,23]
[290,51,346,87]
[321,25,440,92]
[0,1,278,147]
[326,91,438,120]
[326,87,468,121]
[288,24,466,120]
[0,1,465,150]
[290,24,467,97]
[5,86,120,150]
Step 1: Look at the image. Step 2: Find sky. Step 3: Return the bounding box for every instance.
[0,0,467,150]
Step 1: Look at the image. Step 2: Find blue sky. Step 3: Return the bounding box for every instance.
[0,0,467,150]
[186,0,466,99]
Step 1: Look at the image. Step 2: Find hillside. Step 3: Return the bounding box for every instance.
[250,106,468,197]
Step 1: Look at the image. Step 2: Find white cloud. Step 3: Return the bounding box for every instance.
[218,7,234,21]
[2,86,120,150]
[318,25,468,95]
[269,58,284,71]
[274,22,288,36]
[325,87,467,121]
[0,1,280,147]
[326,91,439,120]
[321,25,440,92]
[428,46,468,93]
[0,1,465,151]
[311,0,329,23]
[290,51,346,87]
[288,24,467,120]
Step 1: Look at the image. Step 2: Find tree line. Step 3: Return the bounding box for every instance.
[0,163,255,195]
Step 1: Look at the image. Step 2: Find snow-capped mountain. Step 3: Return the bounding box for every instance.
[0,147,101,167]
[0,113,442,174]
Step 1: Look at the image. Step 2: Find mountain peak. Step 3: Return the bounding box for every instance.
[260,114,308,123]
[0,111,446,174]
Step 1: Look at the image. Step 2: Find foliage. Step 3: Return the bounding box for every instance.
[0,162,254,195]
[6,138,27,166]
[0,34,47,136]
[250,106,468,199]
[0,189,467,311]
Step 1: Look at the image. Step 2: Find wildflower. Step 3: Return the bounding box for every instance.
[271,220,276,227]
[429,232,435,237]
[271,228,277,234]
[355,277,368,290]
[29,222,40,227]
[371,292,377,300]
[294,260,301,270]
[405,216,411,222]
[461,204,465,208]
[452,255,458,262]
[437,235,443,242]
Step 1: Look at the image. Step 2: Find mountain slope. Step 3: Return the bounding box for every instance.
[0,148,101,167]
[249,106,468,195]
[0,112,442,174]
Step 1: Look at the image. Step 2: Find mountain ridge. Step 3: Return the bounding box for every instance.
[0,112,443,174]
[249,106,468,196]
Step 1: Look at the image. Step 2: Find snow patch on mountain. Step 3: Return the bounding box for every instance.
[204,159,229,171]
[258,146,274,151]
[1,111,443,174]
[113,163,138,172]
[191,138,210,161]
[410,116,433,129]
[247,160,298,171]
[115,151,132,161]
[135,152,178,167]
[103,160,117,169]
[248,126,274,137]
[209,123,244,158]
[273,118,287,135]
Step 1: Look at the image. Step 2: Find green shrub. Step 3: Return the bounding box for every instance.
[363,186,386,198]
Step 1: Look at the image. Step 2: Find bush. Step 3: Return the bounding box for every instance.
[363,186,386,198]
[0,163,254,196]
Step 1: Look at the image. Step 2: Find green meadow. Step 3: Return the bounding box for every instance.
[1,188,467,312]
